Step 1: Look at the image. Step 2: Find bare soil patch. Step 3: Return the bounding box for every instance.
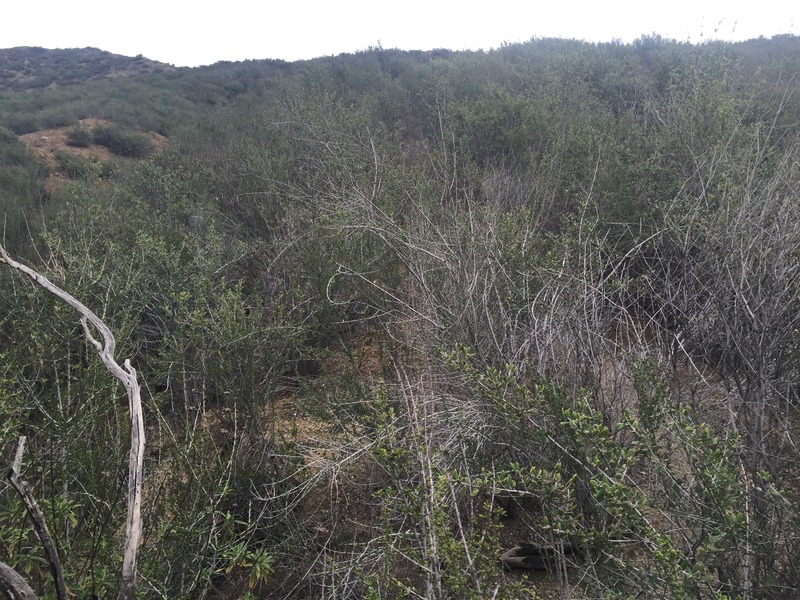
[19,118,168,192]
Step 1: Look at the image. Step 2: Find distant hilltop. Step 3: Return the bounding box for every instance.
[0,46,177,91]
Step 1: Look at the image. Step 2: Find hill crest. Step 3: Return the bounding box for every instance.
[0,46,176,90]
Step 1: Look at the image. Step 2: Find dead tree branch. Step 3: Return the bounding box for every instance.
[7,436,68,600]
[0,245,145,600]
[0,561,36,600]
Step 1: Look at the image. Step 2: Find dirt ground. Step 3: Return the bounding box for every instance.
[19,118,168,192]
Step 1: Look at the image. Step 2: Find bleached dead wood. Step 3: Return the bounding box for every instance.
[0,560,36,600]
[0,245,145,600]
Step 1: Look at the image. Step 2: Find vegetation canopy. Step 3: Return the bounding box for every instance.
[1,36,800,599]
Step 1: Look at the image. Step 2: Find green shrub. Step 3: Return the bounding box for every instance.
[66,125,92,147]
[55,151,98,179]
[6,113,40,135]
[40,108,76,129]
[0,126,17,144]
[0,136,37,168]
[99,160,117,179]
[92,124,153,158]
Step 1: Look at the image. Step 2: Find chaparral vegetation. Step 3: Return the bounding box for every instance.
[1,36,800,599]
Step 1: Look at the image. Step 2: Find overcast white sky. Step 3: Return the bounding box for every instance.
[3,0,799,67]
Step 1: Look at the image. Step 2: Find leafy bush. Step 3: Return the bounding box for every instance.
[40,107,77,129]
[99,160,117,178]
[0,131,47,252]
[0,126,16,144]
[66,125,92,147]
[92,124,153,158]
[5,113,39,135]
[55,151,98,179]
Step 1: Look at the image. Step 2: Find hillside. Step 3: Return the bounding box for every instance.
[0,47,297,136]
[1,36,800,599]
[0,46,176,90]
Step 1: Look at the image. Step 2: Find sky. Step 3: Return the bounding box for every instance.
[3,0,799,67]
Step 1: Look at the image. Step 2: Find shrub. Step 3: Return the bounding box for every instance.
[0,126,17,144]
[92,125,153,158]
[55,151,98,179]
[6,114,40,135]
[99,160,117,179]
[66,125,92,148]
[40,108,76,129]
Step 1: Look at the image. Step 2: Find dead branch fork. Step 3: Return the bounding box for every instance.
[0,245,145,600]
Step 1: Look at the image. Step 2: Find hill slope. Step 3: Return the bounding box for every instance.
[0,46,175,90]
[1,35,800,599]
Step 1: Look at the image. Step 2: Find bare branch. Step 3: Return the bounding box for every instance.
[7,436,68,600]
[0,561,36,600]
[0,245,145,600]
